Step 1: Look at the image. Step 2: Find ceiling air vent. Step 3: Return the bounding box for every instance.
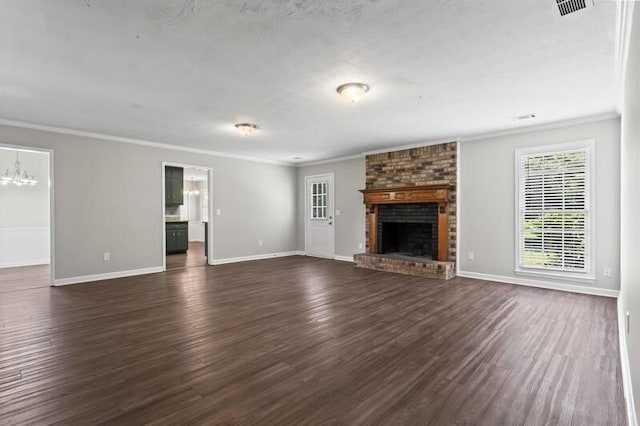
[512,113,536,121]
[556,0,589,16]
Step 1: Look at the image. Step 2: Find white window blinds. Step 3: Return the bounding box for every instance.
[517,144,591,274]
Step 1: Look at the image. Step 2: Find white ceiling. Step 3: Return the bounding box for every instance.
[0,0,618,164]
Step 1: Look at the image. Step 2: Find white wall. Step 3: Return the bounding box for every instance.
[297,157,366,259]
[620,4,640,422]
[0,124,297,281]
[459,117,620,291]
[0,149,50,267]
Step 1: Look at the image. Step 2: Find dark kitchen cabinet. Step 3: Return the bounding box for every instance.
[166,222,188,254]
[165,166,184,206]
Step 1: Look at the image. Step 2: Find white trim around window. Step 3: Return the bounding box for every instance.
[514,139,596,282]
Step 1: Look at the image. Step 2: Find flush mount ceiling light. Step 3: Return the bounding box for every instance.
[336,82,369,102]
[0,151,38,186]
[234,123,258,136]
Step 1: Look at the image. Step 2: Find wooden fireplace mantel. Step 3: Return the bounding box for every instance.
[360,185,454,261]
[359,185,454,205]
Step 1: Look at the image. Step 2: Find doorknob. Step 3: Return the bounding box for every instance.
[329,221,333,225]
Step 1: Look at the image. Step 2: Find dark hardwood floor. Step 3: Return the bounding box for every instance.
[0,264,50,293]
[0,256,626,424]
[166,241,206,271]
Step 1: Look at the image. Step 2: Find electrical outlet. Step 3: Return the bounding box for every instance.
[627,311,630,333]
[103,252,111,261]
[467,251,475,260]
[603,267,612,278]
[258,240,263,247]
[215,208,221,216]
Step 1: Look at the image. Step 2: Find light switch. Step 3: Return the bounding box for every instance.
[335,209,341,216]
[216,208,221,216]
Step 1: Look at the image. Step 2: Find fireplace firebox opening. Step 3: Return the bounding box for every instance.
[376,203,438,259]
[379,222,434,257]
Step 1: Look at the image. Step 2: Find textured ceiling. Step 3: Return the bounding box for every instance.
[0,0,617,164]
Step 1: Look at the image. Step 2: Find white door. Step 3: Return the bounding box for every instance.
[305,174,334,258]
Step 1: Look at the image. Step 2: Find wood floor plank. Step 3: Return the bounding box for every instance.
[0,265,50,293]
[0,255,626,425]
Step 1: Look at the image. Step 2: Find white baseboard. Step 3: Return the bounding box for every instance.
[457,270,620,298]
[0,260,50,268]
[618,297,638,426]
[53,266,163,286]
[211,251,301,265]
[333,255,354,262]
[295,251,354,262]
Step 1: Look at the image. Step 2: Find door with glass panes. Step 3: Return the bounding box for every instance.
[305,174,334,258]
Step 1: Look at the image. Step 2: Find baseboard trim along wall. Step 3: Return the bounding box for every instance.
[211,251,302,265]
[333,255,354,262]
[53,252,309,285]
[53,266,164,286]
[1,260,50,268]
[618,297,639,426]
[295,252,354,263]
[457,270,620,298]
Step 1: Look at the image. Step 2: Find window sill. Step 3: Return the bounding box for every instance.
[515,268,596,284]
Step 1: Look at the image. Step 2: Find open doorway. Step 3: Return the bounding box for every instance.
[0,146,53,292]
[162,163,212,271]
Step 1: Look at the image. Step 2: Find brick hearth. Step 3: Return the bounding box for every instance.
[354,253,456,280]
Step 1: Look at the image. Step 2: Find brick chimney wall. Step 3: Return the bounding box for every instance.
[365,142,457,261]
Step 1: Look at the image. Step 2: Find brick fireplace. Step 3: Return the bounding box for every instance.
[354,142,457,280]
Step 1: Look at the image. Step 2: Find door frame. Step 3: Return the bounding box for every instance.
[161,162,214,271]
[304,173,335,259]
[0,143,55,285]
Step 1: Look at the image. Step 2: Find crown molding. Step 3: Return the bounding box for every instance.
[296,153,364,167]
[361,138,460,156]
[0,110,621,169]
[0,118,292,166]
[297,112,619,166]
[614,0,635,113]
[458,111,620,143]
[296,137,460,167]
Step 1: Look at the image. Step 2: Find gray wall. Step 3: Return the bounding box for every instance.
[620,4,640,418]
[297,157,366,258]
[459,117,621,291]
[0,124,297,280]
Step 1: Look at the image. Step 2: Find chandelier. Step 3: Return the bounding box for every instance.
[183,178,200,196]
[0,152,38,186]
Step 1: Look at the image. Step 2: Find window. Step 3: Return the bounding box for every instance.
[310,181,327,219]
[516,141,593,277]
